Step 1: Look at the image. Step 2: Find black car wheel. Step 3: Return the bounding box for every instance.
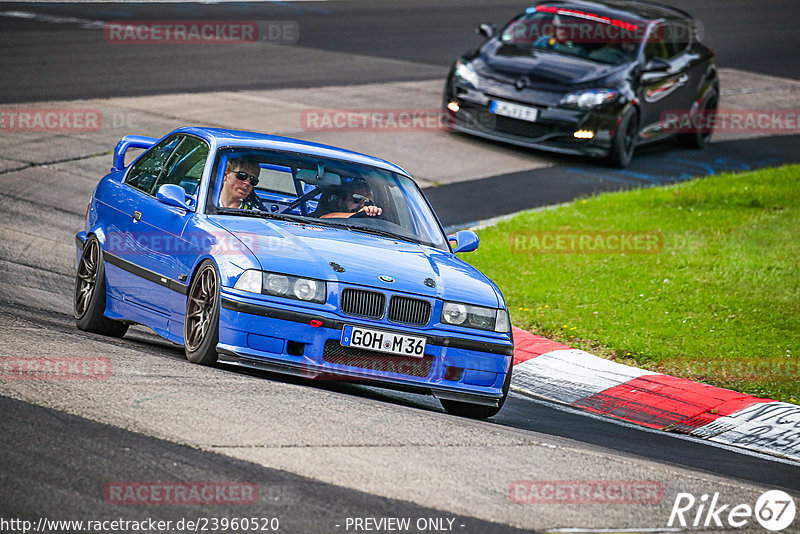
[74,236,129,337]
[184,260,221,365]
[678,89,718,149]
[440,357,513,419]
[607,107,638,168]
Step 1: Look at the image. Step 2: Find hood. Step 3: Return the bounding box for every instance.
[476,39,623,88]
[211,217,500,308]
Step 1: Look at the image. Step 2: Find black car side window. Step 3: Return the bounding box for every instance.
[125,135,183,195]
[152,136,210,196]
[664,22,691,58]
[644,24,670,62]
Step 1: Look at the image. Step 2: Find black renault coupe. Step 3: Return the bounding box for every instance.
[443,0,718,167]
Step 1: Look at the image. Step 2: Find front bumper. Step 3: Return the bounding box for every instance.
[445,87,618,158]
[217,292,514,407]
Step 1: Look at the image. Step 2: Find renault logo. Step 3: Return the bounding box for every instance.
[379,275,395,283]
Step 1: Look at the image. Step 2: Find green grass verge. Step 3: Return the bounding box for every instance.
[463,164,800,404]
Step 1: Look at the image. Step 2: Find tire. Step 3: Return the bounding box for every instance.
[74,236,128,337]
[678,90,717,149]
[607,107,639,168]
[184,260,221,365]
[440,357,513,419]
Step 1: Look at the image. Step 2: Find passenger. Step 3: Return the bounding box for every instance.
[314,177,382,219]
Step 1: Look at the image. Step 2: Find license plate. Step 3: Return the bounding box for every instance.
[341,325,426,358]
[490,100,539,122]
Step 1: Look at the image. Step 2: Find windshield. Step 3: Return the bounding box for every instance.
[207,147,448,250]
[501,7,642,65]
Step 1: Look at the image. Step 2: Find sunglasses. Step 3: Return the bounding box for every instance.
[350,193,374,206]
[230,170,259,187]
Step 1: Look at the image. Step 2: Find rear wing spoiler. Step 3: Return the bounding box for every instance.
[112,135,158,172]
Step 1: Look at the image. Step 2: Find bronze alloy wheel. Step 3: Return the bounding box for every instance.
[184,261,221,364]
[74,237,128,337]
[75,238,100,318]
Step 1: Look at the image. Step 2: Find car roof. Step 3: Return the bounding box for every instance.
[531,0,692,24]
[173,126,412,178]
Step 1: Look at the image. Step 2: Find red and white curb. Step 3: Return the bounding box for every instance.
[510,327,800,462]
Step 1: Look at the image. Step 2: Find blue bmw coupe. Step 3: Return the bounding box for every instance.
[75,127,513,418]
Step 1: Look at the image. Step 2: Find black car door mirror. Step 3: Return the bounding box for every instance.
[642,58,671,73]
[640,58,672,82]
[476,23,496,39]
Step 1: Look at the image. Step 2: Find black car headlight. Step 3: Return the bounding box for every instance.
[234,270,326,304]
[454,60,481,89]
[441,301,509,333]
[560,89,619,109]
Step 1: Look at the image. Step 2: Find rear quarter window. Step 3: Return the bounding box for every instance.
[124,135,182,195]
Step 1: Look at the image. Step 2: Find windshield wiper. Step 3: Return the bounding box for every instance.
[217,208,304,222]
[347,225,425,245]
[305,218,414,242]
[220,211,427,246]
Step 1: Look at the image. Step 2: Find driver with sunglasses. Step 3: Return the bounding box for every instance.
[218,157,264,210]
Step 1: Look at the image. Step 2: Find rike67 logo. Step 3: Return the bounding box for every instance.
[668,490,796,531]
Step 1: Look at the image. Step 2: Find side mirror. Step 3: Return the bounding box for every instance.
[156,184,192,211]
[448,230,480,253]
[642,58,671,73]
[476,23,496,39]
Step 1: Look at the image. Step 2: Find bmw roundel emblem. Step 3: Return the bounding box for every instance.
[379,275,395,283]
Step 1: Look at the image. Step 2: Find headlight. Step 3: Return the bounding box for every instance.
[265,273,326,303]
[233,270,262,293]
[234,270,326,304]
[442,302,467,325]
[495,309,510,333]
[293,278,319,301]
[441,301,509,332]
[265,273,290,295]
[454,60,480,88]
[560,89,618,109]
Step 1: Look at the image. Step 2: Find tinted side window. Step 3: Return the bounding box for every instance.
[664,22,690,57]
[125,136,182,195]
[154,136,209,195]
[644,25,670,61]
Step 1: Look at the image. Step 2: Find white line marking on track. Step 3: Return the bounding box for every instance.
[547,529,683,533]
[507,391,800,467]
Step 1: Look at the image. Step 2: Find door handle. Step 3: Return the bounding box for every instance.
[677,74,689,84]
[133,210,142,221]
